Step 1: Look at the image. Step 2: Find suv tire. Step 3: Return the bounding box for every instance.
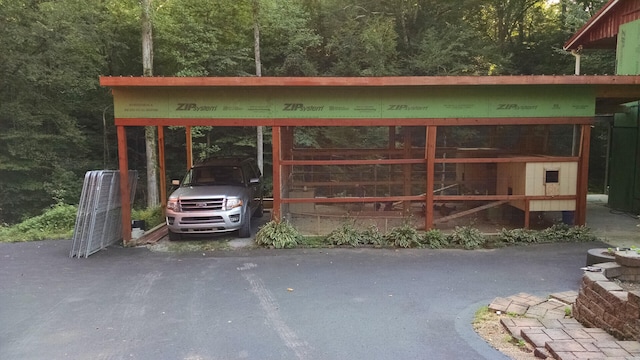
[253,201,264,218]
[238,209,251,238]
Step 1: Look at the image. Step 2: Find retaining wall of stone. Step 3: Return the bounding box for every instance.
[573,258,640,341]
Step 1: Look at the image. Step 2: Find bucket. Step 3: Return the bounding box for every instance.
[131,220,146,231]
[562,211,574,225]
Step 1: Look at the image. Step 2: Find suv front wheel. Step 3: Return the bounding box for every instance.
[238,208,251,238]
[253,201,264,218]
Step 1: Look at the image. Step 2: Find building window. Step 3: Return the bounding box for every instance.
[545,169,559,184]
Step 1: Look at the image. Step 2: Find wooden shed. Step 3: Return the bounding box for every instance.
[497,162,578,212]
[99,75,640,244]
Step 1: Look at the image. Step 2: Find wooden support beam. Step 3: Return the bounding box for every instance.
[272,126,282,220]
[282,159,425,166]
[576,124,592,225]
[403,127,412,214]
[434,195,576,201]
[117,126,132,245]
[279,156,579,166]
[425,126,437,230]
[281,126,294,204]
[158,126,167,216]
[434,157,579,164]
[434,200,507,224]
[282,195,423,203]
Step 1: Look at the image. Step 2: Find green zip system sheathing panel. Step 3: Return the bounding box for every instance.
[113,85,595,120]
[617,20,640,75]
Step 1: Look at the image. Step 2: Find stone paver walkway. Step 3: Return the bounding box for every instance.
[489,292,640,359]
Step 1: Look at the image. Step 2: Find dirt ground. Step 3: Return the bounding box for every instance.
[473,310,538,360]
[285,202,539,236]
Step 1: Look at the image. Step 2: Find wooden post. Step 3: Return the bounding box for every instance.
[576,124,592,226]
[279,126,294,202]
[272,126,282,220]
[403,127,412,214]
[425,126,437,230]
[117,126,132,245]
[158,125,167,215]
[524,199,531,229]
[185,126,193,170]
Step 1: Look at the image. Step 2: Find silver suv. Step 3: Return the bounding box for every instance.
[165,158,264,240]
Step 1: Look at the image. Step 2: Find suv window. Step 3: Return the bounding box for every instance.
[184,165,244,186]
[242,162,259,182]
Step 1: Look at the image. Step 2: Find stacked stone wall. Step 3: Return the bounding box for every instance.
[573,263,640,341]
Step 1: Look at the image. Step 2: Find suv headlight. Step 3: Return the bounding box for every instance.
[167,199,180,212]
[225,197,243,210]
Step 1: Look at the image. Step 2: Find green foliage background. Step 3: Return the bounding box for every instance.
[0,0,612,224]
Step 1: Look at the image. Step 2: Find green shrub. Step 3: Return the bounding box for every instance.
[326,221,363,247]
[497,224,597,245]
[421,229,448,249]
[448,226,486,250]
[0,204,77,242]
[498,228,538,244]
[255,220,301,249]
[538,224,597,243]
[362,225,386,246]
[385,221,421,248]
[131,206,164,229]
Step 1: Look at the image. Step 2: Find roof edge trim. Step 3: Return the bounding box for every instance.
[563,0,619,50]
[99,75,640,88]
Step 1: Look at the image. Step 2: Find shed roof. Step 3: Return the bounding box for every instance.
[100,75,640,88]
[100,75,640,114]
[564,0,640,50]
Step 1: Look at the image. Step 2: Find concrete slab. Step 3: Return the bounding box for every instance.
[549,291,579,304]
[522,329,553,347]
[543,328,574,341]
[586,195,640,248]
[617,340,640,354]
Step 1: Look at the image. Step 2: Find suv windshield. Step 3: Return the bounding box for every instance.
[181,165,244,186]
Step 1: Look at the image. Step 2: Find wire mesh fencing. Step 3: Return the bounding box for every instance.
[70,170,137,258]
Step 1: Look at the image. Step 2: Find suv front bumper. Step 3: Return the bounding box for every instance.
[166,207,244,234]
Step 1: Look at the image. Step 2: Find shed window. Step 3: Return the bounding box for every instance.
[545,170,559,184]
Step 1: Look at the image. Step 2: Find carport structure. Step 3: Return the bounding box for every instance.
[100,75,640,244]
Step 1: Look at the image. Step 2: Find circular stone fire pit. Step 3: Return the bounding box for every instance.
[586,247,615,266]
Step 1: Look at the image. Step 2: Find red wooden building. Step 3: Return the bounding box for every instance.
[564,0,640,214]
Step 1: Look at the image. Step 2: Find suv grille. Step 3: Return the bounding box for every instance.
[179,198,225,211]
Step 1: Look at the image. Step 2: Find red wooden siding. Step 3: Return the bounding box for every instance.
[565,0,640,50]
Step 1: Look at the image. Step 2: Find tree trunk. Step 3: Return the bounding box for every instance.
[253,0,262,78]
[253,0,264,174]
[141,0,159,207]
[144,127,158,207]
[141,0,153,77]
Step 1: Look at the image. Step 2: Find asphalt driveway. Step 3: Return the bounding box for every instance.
[0,240,601,360]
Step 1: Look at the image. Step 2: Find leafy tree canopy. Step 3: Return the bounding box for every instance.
[0,0,613,223]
